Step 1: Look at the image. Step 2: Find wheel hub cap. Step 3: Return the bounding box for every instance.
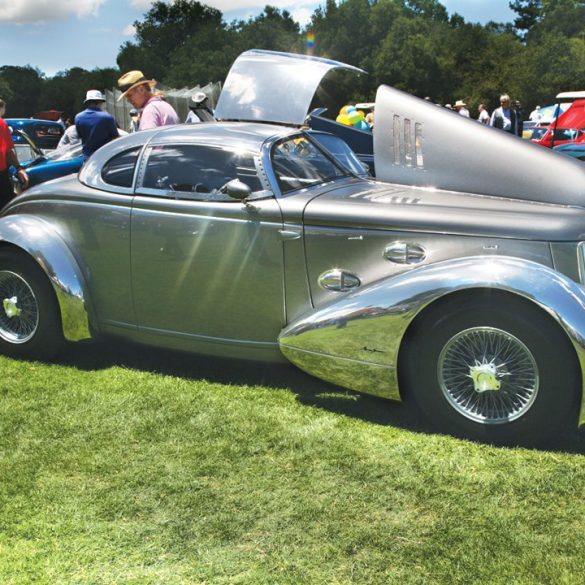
[3,296,22,319]
[438,326,539,424]
[469,361,501,393]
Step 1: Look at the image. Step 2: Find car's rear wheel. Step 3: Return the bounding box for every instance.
[401,294,579,445]
[0,249,64,360]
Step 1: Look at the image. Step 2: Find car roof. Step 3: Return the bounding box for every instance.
[79,121,300,189]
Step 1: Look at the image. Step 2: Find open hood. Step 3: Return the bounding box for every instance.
[215,49,365,126]
[373,84,585,205]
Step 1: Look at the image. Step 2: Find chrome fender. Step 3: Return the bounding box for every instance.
[0,214,92,342]
[279,256,585,424]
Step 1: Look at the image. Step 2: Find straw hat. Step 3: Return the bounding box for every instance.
[117,70,156,101]
[454,100,467,108]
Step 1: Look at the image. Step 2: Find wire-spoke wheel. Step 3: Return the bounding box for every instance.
[0,249,63,360]
[0,271,40,343]
[438,326,539,425]
[401,293,579,446]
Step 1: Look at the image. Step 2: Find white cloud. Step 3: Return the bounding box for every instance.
[0,0,106,23]
[129,0,317,24]
[129,0,160,9]
[123,23,136,36]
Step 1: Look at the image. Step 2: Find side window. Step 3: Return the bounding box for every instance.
[101,147,141,188]
[141,144,263,201]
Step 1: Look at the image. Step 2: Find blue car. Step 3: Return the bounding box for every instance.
[554,141,585,161]
[6,118,64,150]
[12,142,83,195]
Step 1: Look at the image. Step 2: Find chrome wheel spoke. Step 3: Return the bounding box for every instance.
[0,271,39,343]
[438,326,539,424]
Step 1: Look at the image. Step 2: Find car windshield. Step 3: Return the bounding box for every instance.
[309,132,369,178]
[14,144,38,164]
[271,135,349,194]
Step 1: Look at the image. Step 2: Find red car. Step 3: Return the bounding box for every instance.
[534,98,585,148]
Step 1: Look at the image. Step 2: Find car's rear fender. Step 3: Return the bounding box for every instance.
[279,255,585,425]
[0,214,93,342]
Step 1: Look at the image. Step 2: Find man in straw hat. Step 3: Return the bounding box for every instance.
[74,89,119,161]
[454,99,470,117]
[117,70,179,130]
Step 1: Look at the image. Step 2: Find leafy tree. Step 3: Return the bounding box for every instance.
[0,77,12,102]
[41,68,119,120]
[509,0,543,36]
[0,66,44,117]
[230,6,301,54]
[117,0,224,83]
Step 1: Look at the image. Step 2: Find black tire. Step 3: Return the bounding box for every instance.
[400,294,579,446]
[0,249,64,360]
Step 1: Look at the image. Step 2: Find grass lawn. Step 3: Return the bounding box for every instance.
[1,340,584,584]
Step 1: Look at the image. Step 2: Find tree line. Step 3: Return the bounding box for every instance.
[1,0,584,120]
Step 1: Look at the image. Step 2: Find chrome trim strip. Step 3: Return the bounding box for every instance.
[138,325,279,348]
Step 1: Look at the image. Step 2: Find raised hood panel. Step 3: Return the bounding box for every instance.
[303,182,585,242]
[215,50,365,126]
[374,84,585,205]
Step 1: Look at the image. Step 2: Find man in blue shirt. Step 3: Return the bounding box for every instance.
[75,90,119,161]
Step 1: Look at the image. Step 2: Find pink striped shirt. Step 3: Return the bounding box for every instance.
[139,96,180,130]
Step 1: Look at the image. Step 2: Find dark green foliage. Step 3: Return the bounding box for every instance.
[0,66,44,117]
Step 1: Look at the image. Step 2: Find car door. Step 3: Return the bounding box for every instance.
[130,143,286,343]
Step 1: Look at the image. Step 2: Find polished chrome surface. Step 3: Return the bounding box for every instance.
[374,84,585,205]
[0,272,39,343]
[279,256,585,419]
[9,181,134,331]
[0,215,91,342]
[384,241,426,264]
[215,50,365,125]
[318,269,361,292]
[438,326,539,424]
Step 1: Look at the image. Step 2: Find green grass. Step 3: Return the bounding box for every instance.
[1,341,584,584]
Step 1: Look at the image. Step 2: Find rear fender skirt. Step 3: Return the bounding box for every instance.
[279,255,585,425]
[0,215,92,342]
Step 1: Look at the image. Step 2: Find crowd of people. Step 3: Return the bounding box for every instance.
[433,93,545,137]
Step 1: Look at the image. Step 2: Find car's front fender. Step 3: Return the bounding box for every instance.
[0,214,93,342]
[279,255,585,424]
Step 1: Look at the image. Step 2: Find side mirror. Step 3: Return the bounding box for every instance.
[222,178,252,201]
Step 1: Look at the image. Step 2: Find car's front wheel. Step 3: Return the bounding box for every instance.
[0,249,64,360]
[401,294,579,445]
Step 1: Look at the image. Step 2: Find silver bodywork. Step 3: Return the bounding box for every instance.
[2,51,585,430]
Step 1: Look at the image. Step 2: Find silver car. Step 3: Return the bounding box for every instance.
[1,50,585,446]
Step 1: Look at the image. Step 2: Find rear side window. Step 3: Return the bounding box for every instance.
[141,144,263,200]
[101,147,141,188]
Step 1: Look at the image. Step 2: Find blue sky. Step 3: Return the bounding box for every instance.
[0,1,516,77]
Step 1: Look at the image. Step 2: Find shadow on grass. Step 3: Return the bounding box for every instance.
[55,339,585,455]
